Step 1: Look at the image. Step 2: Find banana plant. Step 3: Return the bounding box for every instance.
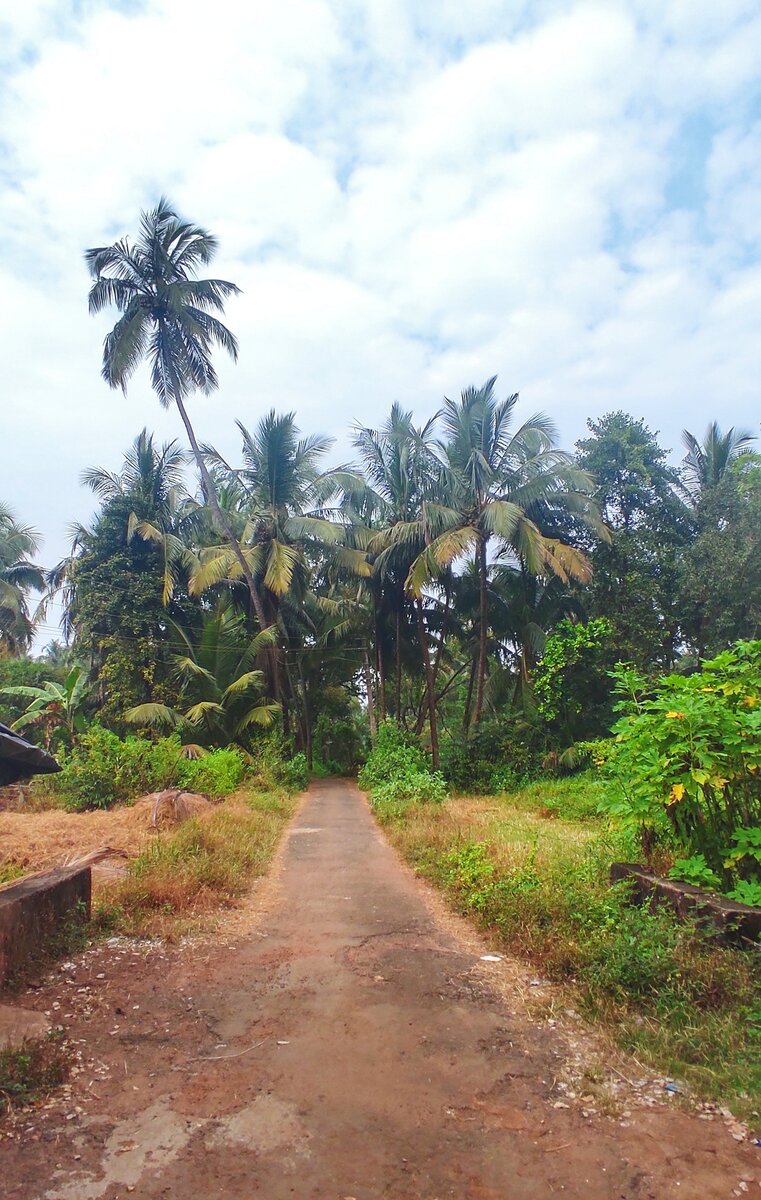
[0,665,90,747]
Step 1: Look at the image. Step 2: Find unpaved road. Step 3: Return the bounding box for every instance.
[2,779,759,1198]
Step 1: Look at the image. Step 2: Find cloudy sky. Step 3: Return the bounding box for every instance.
[2,0,760,628]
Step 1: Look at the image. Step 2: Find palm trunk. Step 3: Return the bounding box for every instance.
[416,598,439,769]
[373,590,387,720]
[395,603,403,724]
[364,649,377,744]
[473,535,488,728]
[174,397,268,630]
[431,575,451,696]
[463,655,476,732]
[296,653,313,768]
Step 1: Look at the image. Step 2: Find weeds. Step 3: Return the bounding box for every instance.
[0,1032,72,1113]
[93,788,295,937]
[376,778,761,1119]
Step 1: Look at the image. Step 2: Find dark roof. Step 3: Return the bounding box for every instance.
[0,723,61,786]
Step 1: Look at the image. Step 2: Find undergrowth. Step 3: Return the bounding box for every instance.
[0,1032,72,1113]
[92,787,295,937]
[373,777,761,1121]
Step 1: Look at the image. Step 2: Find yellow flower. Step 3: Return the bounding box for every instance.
[668,783,685,804]
[665,711,685,719]
[742,695,758,708]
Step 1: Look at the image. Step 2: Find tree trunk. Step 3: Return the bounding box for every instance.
[463,656,476,732]
[296,653,313,768]
[174,397,268,629]
[395,603,403,724]
[473,535,488,728]
[416,598,439,769]
[431,575,451,696]
[373,591,387,720]
[364,649,377,744]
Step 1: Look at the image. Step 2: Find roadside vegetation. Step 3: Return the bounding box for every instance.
[364,755,761,1120]
[93,786,297,938]
[0,1032,72,1114]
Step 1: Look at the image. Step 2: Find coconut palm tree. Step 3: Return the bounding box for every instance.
[0,503,45,654]
[85,198,268,630]
[47,429,201,635]
[681,422,756,502]
[192,412,367,605]
[125,611,279,744]
[82,428,201,604]
[401,378,597,728]
[355,405,444,759]
[191,411,368,726]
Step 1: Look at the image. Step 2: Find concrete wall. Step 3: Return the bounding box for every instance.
[0,866,91,987]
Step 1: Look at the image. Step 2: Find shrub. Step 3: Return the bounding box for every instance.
[50,728,246,809]
[359,721,447,812]
[176,747,245,797]
[278,752,309,793]
[604,640,761,891]
[533,617,617,741]
[0,1032,72,1112]
[438,720,543,794]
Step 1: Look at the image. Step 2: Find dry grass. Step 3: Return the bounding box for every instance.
[94,788,296,937]
[0,797,196,880]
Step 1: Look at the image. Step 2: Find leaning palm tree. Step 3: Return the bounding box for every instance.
[681,421,756,501]
[85,198,268,630]
[0,503,45,654]
[398,378,597,728]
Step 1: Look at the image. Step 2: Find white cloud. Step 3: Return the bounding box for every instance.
[0,0,760,598]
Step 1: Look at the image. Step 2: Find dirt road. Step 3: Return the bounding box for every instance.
[3,779,759,1198]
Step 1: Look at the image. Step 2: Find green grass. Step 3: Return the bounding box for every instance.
[372,773,761,1122]
[0,863,26,886]
[0,1032,72,1113]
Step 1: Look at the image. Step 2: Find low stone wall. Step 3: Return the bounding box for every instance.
[0,866,91,987]
[611,862,761,946]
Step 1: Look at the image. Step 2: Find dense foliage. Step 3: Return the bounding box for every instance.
[47,728,246,810]
[605,640,761,901]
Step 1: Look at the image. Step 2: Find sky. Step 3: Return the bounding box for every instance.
[1,0,760,640]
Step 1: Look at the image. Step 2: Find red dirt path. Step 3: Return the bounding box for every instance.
[1,779,759,1198]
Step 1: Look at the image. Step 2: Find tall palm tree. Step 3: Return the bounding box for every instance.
[0,503,45,654]
[355,405,443,758]
[681,422,756,501]
[402,378,597,728]
[191,411,368,725]
[85,197,268,629]
[193,411,366,608]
